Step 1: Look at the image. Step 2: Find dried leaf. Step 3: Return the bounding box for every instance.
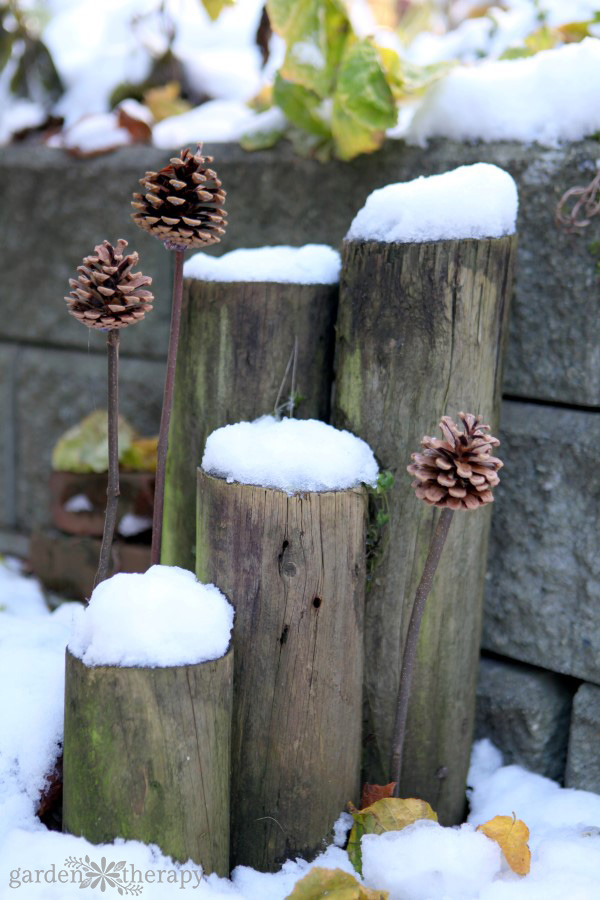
[285,867,388,899]
[361,782,396,809]
[476,814,531,876]
[347,797,437,875]
[117,106,152,144]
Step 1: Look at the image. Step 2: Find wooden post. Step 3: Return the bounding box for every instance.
[196,469,367,872]
[63,646,233,876]
[334,236,517,824]
[163,278,338,571]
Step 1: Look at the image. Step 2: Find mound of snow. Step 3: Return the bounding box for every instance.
[407,38,600,146]
[202,416,378,494]
[69,565,233,667]
[184,244,341,285]
[347,163,518,243]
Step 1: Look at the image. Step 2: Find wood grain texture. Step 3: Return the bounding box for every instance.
[63,647,233,875]
[162,279,338,570]
[196,470,367,871]
[333,236,517,824]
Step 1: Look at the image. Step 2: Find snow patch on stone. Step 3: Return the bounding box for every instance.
[346,163,518,243]
[407,39,600,146]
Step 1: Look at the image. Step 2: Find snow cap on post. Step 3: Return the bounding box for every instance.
[183,244,341,285]
[346,163,518,244]
[69,565,233,667]
[202,416,378,494]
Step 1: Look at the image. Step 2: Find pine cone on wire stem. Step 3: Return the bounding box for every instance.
[407,413,502,510]
[131,144,227,251]
[390,412,503,793]
[65,239,153,330]
[130,143,227,566]
[64,239,153,588]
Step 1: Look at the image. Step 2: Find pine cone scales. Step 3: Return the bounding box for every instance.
[407,413,502,510]
[65,239,153,330]
[131,145,227,250]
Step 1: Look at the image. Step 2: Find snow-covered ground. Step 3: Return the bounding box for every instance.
[1,557,600,898]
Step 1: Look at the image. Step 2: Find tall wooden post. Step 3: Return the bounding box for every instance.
[196,470,367,871]
[334,236,517,823]
[63,646,233,876]
[162,278,338,571]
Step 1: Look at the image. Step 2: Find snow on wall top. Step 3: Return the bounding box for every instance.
[406,38,600,146]
[201,416,379,494]
[68,566,233,668]
[183,245,341,284]
[346,164,518,244]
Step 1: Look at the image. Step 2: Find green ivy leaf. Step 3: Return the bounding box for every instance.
[377,46,453,102]
[269,0,350,97]
[240,124,286,151]
[331,38,396,160]
[9,34,62,103]
[273,74,331,138]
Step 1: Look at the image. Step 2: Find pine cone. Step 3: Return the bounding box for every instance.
[65,239,153,330]
[407,413,502,510]
[131,145,227,250]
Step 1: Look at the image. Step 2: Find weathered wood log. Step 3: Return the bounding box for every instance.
[196,469,367,871]
[163,278,338,570]
[63,646,233,875]
[334,236,517,824]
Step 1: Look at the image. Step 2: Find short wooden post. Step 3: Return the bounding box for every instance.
[63,646,233,876]
[196,469,367,871]
[163,278,338,571]
[334,236,517,823]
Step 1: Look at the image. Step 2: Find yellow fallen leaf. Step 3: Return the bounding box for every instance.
[347,797,437,875]
[285,867,387,899]
[143,82,190,123]
[477,814,531,876]
[121,436,158,472]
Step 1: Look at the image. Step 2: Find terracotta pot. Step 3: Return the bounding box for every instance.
[50,470,154,537]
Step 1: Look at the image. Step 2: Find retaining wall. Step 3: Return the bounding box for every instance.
[0,138,598,787]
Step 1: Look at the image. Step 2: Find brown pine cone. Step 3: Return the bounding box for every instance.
[407,413,502,510]
[131,144,227,250]
[65,239,153,330]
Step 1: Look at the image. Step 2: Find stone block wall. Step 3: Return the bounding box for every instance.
[0,139,598,788]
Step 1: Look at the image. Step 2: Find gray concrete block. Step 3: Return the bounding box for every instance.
[0,529,30,559]
[483,400,600,683]
[0,140,598,403]
[0,344,18,530]
[565,683,600,793]
[14,346,164,530]
[475,656,573,781]
[0,147,173,358]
